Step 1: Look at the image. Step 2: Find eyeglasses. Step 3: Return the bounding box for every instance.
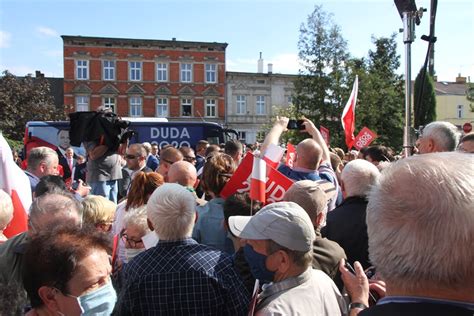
[161,158,175,165]
[125,154,139,160]
[120,232,143,248]
[184,156,196,162]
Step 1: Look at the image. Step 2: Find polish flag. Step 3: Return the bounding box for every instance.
[341,76,358,149]
[0,134,32,237]
[249,156,266,203]
[263,143,285,169]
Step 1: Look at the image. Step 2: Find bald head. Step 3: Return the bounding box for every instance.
[167,161,197,187]
[295,139,323,170]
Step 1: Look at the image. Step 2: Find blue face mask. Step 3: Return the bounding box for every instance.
[76,281,117,316]
[243,244,275,284]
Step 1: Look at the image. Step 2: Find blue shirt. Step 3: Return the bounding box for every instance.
[117,238,250,315]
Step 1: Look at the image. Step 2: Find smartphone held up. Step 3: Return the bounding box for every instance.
[287,119,305,130]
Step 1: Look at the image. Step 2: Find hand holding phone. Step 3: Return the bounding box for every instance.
[287,119,305,130]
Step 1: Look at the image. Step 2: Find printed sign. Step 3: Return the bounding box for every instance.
[353,127,377,150]
[285,143,296,168]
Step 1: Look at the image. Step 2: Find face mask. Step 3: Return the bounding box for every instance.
[76,281,117,316]
[124,247,145,263]
[243,244,275,284]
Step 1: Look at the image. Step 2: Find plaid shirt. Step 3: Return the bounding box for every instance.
[116,238,250,315]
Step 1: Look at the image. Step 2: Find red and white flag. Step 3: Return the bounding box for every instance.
[249,156,266,203]
[320,126,330,145]
[263,143,285,169]
[0,134,32,237]
[341,75,358,149]
[285,143,296,168]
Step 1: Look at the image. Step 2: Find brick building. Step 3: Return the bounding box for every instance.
[62,35,227,123]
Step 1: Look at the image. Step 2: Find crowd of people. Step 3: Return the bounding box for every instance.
[0,116,472,316]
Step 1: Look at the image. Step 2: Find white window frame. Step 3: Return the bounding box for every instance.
[156,97,168,117]
[76,60,88,80]
[102,97,116,113]
[129,96,143,117]
[236,95,246,115]
[256,95,266,115]
[457,104,464,119]
[180,63,192,83]
[75,95,89,111]
[156,63,168,82]
[129,61,142,81]
[205,99,217,117]
[103,60,115,81]
[181,98,193,117]
[205,64,217,83]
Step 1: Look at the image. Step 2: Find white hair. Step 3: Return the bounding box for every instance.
[341,159,380,197]
[422,121,460,152]
[367,152,474,290]
[0,189,14,230]
[27,147,57,171]
[146,183,196,240]
[123,205,150,237]
[29,192,83,230]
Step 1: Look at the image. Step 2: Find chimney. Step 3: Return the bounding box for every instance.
[433,75,437,82]
[172,37,176,41]
[456,73,466,84]
[268,63,273,74]
[258,52,263,73]
[35,70,44,78]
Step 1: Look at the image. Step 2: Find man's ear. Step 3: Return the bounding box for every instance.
[428,138,436,152]
[147,218,154,231]
[37,286,60,311]
[340,180,346,198]
[274,250,291,274]
[315,212,325,228]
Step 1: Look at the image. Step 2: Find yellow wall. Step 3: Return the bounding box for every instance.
[436,94,474,126]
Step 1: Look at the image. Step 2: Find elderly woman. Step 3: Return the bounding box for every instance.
[0,189,14,244]
[22,225,116,315]
[121,206,151,263]
[82,195,117,232]
[192,153,236,253]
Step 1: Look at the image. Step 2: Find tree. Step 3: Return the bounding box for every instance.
[293,5,350,148]
[0,70,66,141]
[414,67,436,129]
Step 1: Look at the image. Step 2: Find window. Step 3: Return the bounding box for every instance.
[181,99,192,117]
[287,96,293,105]
[156,98,168,117]
[156,63,168,82]
[180,63,192,82]
[457,104,464,119]
[205,99,217,117]
[129,96,142,117]
[236,95,247,115]
[75,96,89,111]
[103,60,115,80]
[256,95,266,115]
[129,61,142,81]
[205,64,217,83]
[103,97,116,113]
[76,60,88,80]
[238,131,246,142]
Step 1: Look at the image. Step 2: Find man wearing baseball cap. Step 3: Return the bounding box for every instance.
[229,201,346,315]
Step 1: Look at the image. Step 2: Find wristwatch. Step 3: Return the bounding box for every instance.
[349,302,368,310]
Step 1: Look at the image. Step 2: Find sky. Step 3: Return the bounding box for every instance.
[0,0,473,82]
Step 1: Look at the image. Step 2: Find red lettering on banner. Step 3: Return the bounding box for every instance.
[353,127,378,150]
[221,153,294,204]
[286,143,296,168]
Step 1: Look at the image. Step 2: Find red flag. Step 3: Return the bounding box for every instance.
[353,127,378,150]
[320,126,330,145]
[341,76,358,149]
[0,134,32,237]
[285,143,296,168]
[262,143,285,169]
[249,157,266,203]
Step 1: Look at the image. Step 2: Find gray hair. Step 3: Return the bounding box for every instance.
[123,205,150,237]
[367,152,474,290]
[29,191,83,231]
[341,159,380,197]
[422,121,460,152]
[27,147,57,171]
[0,189,14,230]
[146,183,196,240]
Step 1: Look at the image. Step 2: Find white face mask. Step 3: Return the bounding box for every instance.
[124,247,145,263]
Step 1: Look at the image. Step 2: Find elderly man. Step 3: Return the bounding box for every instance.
[284,180,346,287]
[229,201,346,315]
[24,147,59,193]
[416,121,460,154]
[119,143,152,197]
[341,152,473,316]
[0,192,82,285]
[156,147,183,182]
[322,159,380,269]
[117,183,249,315]
[458,132,474,153]
[167,160,206,206]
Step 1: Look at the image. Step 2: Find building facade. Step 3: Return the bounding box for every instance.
[434,75,473,128]
[62,36,227,123]
[226,69,297,144]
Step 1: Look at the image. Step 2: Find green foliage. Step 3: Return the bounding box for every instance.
[0,70,66,141]
[414,67,436,128]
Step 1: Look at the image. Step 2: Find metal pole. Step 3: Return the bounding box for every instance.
[403,11,415,157]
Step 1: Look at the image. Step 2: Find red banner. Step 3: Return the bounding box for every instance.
[285,143,296,168]
[221,153,294,204]
[353,127,377,150]
[320,126,330,145]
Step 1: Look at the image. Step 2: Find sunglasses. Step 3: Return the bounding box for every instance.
[125,154,139,159]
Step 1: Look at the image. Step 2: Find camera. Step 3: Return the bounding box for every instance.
[287,119,305,130]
